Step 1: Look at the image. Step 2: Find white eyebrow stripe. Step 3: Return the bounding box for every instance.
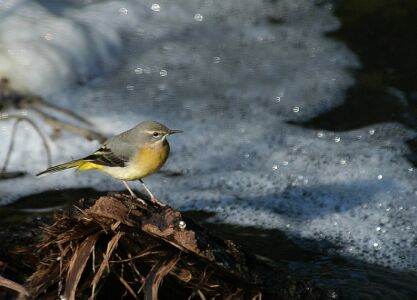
[144,130,163,134]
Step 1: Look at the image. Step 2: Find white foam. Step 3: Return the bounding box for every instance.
[2,0,416,271]
[0,0,154,96]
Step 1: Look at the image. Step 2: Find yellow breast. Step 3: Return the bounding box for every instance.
[103,140,170,181]
[133,142,170,178]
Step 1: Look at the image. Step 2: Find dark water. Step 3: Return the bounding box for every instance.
[301,0,417,131]
[293,0,417,298]
[300,0,417,168]
[187,211,417,300]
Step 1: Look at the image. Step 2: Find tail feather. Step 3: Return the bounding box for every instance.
[36,160,83,176]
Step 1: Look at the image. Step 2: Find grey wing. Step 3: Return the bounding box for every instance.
[83,139,136,167]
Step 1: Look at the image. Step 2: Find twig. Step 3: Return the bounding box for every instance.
[114,270,139,300]
[0,275,30,298]
[188,267,214,300]
[31,96,94,126]
[1,77,106,143]
[109,247,162,263]
[1,115,52,174]
[34,108,107,143]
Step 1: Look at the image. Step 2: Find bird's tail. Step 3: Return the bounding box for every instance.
[36,160,83,176]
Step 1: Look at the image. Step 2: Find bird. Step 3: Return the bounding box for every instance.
[36,121,182,206]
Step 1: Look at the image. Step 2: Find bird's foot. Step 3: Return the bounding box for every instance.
[135,197,147,206]
[125,191,147,206]
[149,196,166,207]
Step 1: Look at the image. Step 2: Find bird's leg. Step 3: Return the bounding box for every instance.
[123,180,135,196]
[139,179,166,206]
[122,181,146,205]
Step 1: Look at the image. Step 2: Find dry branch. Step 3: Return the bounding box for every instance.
[0,115,52,175]
[0,275,29,298]
[0,77,107,143]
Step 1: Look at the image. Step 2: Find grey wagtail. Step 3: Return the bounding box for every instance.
[36,121,182,206]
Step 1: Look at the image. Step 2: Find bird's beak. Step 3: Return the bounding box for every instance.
[169,129,183,135]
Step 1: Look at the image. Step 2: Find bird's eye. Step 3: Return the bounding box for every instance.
[152,132,160,137]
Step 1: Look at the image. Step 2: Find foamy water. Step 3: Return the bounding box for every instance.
[1,0,416,271]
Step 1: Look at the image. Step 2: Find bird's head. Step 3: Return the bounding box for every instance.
[134,121,182,147]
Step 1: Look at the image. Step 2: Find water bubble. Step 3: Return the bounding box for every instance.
[213,56,221,64]
[275,96,281,102]
[377,174,383,180]
[272,165,278,170]
[292,106,299,113]
[373,242,379,247]
[134,67,143,74]
[126,85,135,91]
[159,69,168,76]
[334,137,341,143]
[340,159,346,165]
[286,224,291,228]
[151,3,160,12]
[194,13,203,21]
[179,220,186,229]
[244,153,250,158]
[376,227,381,231]
[119,7,128,15]
[317,131,324,138]
[408,168,413,172]
[44,33,53,41]
[368,129,375,135]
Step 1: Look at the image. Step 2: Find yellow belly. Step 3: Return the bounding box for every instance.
[102,144,169,181]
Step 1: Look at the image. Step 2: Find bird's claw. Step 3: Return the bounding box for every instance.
[135,197,147,206]
[150,196,166,207]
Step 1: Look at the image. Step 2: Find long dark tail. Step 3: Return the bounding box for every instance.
[36,160,82,176]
